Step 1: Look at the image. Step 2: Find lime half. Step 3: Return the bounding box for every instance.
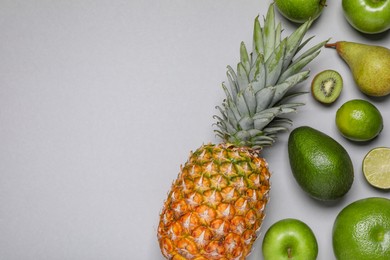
[363,147,390,189]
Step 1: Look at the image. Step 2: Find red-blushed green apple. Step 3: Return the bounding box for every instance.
[275,0,327,23]
[262,218,318,260]
[342,0,390,34]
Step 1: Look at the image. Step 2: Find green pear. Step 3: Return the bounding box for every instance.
[326,41,390,97]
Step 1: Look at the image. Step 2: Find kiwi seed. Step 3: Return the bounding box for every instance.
[311,70,343,104]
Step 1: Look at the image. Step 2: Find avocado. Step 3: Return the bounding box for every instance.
[288,126,354,201]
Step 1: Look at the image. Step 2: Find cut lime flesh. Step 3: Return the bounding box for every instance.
[363,147,390,189]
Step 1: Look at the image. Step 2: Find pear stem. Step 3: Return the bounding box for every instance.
[325,42,337,48]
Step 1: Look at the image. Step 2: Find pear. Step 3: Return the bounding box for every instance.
[326,41,390,97]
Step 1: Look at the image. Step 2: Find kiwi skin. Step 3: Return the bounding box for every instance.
[311,70,343,104]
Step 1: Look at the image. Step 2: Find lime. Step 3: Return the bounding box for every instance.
[363,147,390,189]
[335,99,383,142]
[333,197,390,260]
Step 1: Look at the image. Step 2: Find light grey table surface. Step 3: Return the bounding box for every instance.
[1,1,389,259]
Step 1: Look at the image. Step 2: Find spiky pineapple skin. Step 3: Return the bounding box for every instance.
[158,143,270,259]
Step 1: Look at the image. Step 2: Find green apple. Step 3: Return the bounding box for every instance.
[342,0,390,34]
[262,218,318,260]
[275,0,327,23]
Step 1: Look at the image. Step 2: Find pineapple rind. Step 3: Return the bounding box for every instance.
[158,143,270,260]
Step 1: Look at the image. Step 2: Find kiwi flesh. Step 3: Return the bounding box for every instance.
[311,70,343,104]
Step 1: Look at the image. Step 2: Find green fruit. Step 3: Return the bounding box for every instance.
[363,147,390,190]
[288,126,354,201]
[333,197,390,260]
[311,70,343,104]
[335,99,383,142]
[262,218,318,260]
[275,0,326,23]
[326,41,390,97]
[342,0,390,34]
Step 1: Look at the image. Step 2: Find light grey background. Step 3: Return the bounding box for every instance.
[1,0,389,259]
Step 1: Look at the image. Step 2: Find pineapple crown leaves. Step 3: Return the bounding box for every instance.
[214,4,328,150]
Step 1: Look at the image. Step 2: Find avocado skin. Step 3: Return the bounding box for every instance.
[288,126,354,201]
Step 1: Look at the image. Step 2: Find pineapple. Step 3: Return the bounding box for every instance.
[157,4,326,260]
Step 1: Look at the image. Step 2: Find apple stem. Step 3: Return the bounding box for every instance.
[287,247,293,259]
[325,42,337,49]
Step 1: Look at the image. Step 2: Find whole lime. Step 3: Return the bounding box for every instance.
[333,197,390,260]
[335,99,383,142]
[275,0,327,23]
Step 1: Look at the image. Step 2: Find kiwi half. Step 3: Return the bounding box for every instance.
[311,70,343,104]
